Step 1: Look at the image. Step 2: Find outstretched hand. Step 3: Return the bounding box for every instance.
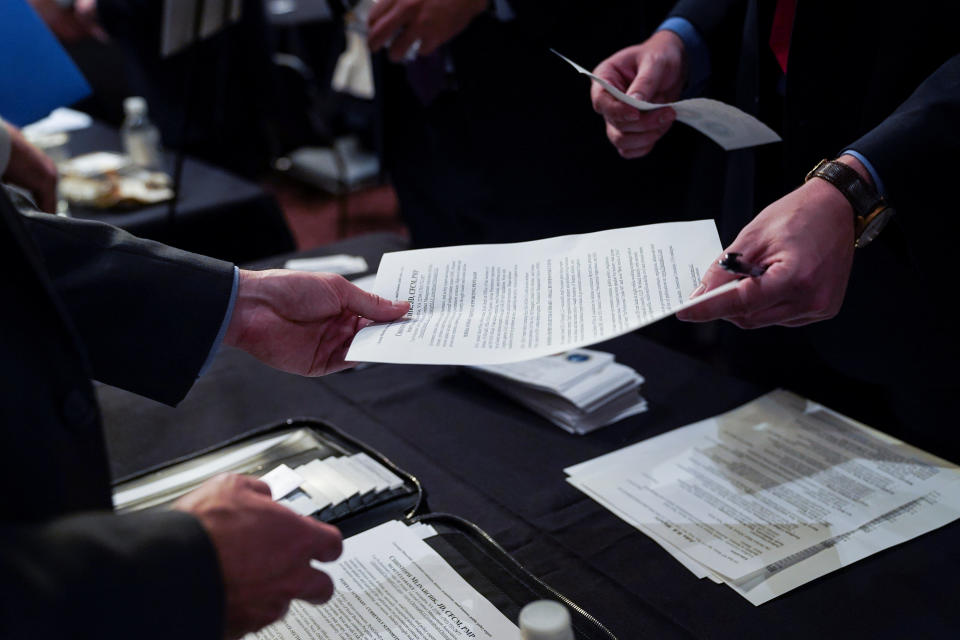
[367,0,488,62]
[591,30,687,158]
[677,157,867,328]
[224,269,409,375]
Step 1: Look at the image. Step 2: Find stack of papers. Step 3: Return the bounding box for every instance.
[261,452,407,520]
[565,390,960,604]
[469,349,647,434]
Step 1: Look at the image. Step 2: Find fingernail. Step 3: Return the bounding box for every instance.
[630,92,646,101]
[689,283,707,299]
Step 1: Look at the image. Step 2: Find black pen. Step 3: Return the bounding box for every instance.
[718,252,768,277]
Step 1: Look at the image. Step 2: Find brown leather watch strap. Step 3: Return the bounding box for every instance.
[805,159,884,218]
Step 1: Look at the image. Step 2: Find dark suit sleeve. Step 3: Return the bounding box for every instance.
[848,53,960,221]
[20,211,235,406]
[0,510,223,639]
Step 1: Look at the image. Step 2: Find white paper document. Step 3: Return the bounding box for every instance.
[566,390,960,603]
[285,254,369,276]
[552,50,781,151]
[246,520,522,640]
[346,220,738,365]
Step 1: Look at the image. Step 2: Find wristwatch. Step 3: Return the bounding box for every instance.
[805,158,895,248]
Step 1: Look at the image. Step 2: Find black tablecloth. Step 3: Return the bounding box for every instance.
[96,233,960,639]
[66,123,294,264]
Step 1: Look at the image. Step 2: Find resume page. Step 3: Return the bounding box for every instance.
[346,220,737,365]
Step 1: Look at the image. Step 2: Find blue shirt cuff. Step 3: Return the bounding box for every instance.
[658,17,710,97]
[198,265,239,377]
[841,149,888,198]
[491,0,515,21]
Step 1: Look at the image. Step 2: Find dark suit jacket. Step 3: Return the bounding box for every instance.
[0,188,234,638]
[669,1,960,399]
[380,1,729,248]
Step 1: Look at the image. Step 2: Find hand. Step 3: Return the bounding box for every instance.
[591,30,687,158]
[368,0,488,63]
[2,122,58,213]
[224,269,409,375]
[29,0,107,43]
[174,474,343,638]
[677,156,868,328]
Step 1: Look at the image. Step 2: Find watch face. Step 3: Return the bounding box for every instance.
[857,207,896,247]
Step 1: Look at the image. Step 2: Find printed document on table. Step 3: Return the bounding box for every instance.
[347,220,738,365]
[566,390,960,583]
[552,50,781,151]
[245,520,521,640]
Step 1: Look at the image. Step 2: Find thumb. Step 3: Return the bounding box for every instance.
[626,52,669,103]
[696,257,740,296]
[338,280,410,321]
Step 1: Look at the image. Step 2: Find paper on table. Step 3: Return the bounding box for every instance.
[245,520,522,640]
[729,485,960,604]
[567,390,960,597]
[22,108,92,138]
[552,50,781,151]
[346,220,739,365]
[475,349,616,394]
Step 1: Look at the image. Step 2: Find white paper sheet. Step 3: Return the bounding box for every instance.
[260,464,305,501]
[285,254,369,276]
[346,220,738,365]
[567,390,960,600]
[246,520,522,640]
[728,486,960,604]
[552,50,781,151]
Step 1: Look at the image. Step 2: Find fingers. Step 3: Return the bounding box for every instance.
[605,110,675,158]
[678,262,814,326]
[241,474,273,497]
[337,279,410,321]
[591,61,640,124]
[368,0,413,52]
[388,23,420,63]
[306,519,343,563]
[297,569,336,605]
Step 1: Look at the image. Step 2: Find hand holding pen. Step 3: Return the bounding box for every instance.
[676,178,856,328]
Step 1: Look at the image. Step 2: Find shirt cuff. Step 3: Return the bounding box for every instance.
[491,0,515,21]
[0,118,13,176]
[198,265,239,377]
[658,17,710,96]
[841,149,888,199]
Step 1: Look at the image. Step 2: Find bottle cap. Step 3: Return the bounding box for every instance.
[518,600,574,640]
[123,96,147,116]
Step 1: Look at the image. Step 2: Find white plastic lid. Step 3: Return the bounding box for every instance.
[123,96,147,116]
[518,600,574,640]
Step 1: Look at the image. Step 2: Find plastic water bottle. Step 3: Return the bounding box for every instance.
[121,96,163,170]
[519,600,575,640]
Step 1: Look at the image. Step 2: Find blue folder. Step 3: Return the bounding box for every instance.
[0,0,92,127]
